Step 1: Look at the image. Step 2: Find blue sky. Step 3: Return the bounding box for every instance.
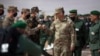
[0,0,100,15]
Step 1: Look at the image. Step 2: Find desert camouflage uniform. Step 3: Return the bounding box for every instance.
[50,18,76,56]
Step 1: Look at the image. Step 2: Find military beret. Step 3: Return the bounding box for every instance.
[31,6,40,13]
[69,9,77,13]
[8,6,18,12]
[90,10,100,15]
[21,8,30,13]
[0,4,4,9]
[55,7,64,14]
[12,20,27,29]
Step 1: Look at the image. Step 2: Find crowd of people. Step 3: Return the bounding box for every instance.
[0,3,100,56]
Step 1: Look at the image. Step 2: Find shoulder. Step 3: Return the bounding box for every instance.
[66,17,74,25]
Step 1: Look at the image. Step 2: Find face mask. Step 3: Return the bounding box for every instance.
[0,10,4,15]
[13,13,17,17]
[26,14,30,19]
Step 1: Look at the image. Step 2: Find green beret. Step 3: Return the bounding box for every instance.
[12,21,27,29]
[90,10,100,15]
[69,9,77,13]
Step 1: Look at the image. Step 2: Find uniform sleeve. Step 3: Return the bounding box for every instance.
[2,19,10,29]
[69,22,76,47]
[50,21,55,35]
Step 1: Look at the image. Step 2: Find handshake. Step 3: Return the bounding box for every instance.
[37,24,47,30]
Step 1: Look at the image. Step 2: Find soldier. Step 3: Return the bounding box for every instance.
[69,9,86,56]
[49,7,76,56]
[5,21,41,56]
[17,8,30,23]
[0,4,5,27]
[39,15,52,56]
[25,6,41,45]
[2,6,18,29]
[89,10,100,56]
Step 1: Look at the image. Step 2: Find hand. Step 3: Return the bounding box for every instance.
[70,44,75,52]
[42,24,47,29]
[37,24,42,29]
[98,49,100,53]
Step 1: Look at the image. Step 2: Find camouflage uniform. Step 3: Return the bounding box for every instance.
[50,18,76,56]
[2,6,18,29]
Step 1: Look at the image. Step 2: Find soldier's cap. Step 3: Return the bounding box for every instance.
[90,10,100,16]
[69,9,77,13]
[55,7,64,14]
[21,8,30,13]
[8,6,19,12]
[12,20,27,29]
[0,3,4,9]
[31,6,41,13]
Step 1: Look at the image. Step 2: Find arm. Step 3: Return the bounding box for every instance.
[69,22,76,51]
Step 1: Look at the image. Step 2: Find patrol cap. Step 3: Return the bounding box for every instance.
[21,8,30,13]
[90,10,100,16]
[0,4,4,9]
[69,9,77,13]
[7,6,18,12]
[55,7,64,14]
[31,6,40,13]
[12,20,27,29]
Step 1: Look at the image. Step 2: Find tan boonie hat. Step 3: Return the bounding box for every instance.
[0,4,4,9]
[7,6,18,12]
[55,7,64,14]
[31,6,41,13]
[21,8,30,13]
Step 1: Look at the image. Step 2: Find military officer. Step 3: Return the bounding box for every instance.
[49,7,76,56]
[2,6,18,29]
[25,7,41,45]
[89,10,100,56]
[39,15,52,56]
[69,9,86,56]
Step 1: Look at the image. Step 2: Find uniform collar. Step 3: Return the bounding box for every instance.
[57,17,67,22]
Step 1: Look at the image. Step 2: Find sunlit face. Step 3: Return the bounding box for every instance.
[56,12,64,20]
[31,12,38,17]
[8,9,17,17]
[90,14,98,22]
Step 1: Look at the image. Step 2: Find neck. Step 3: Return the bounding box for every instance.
[93,19,98,23]
[21,15,26,20]
[58,16,65,21]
